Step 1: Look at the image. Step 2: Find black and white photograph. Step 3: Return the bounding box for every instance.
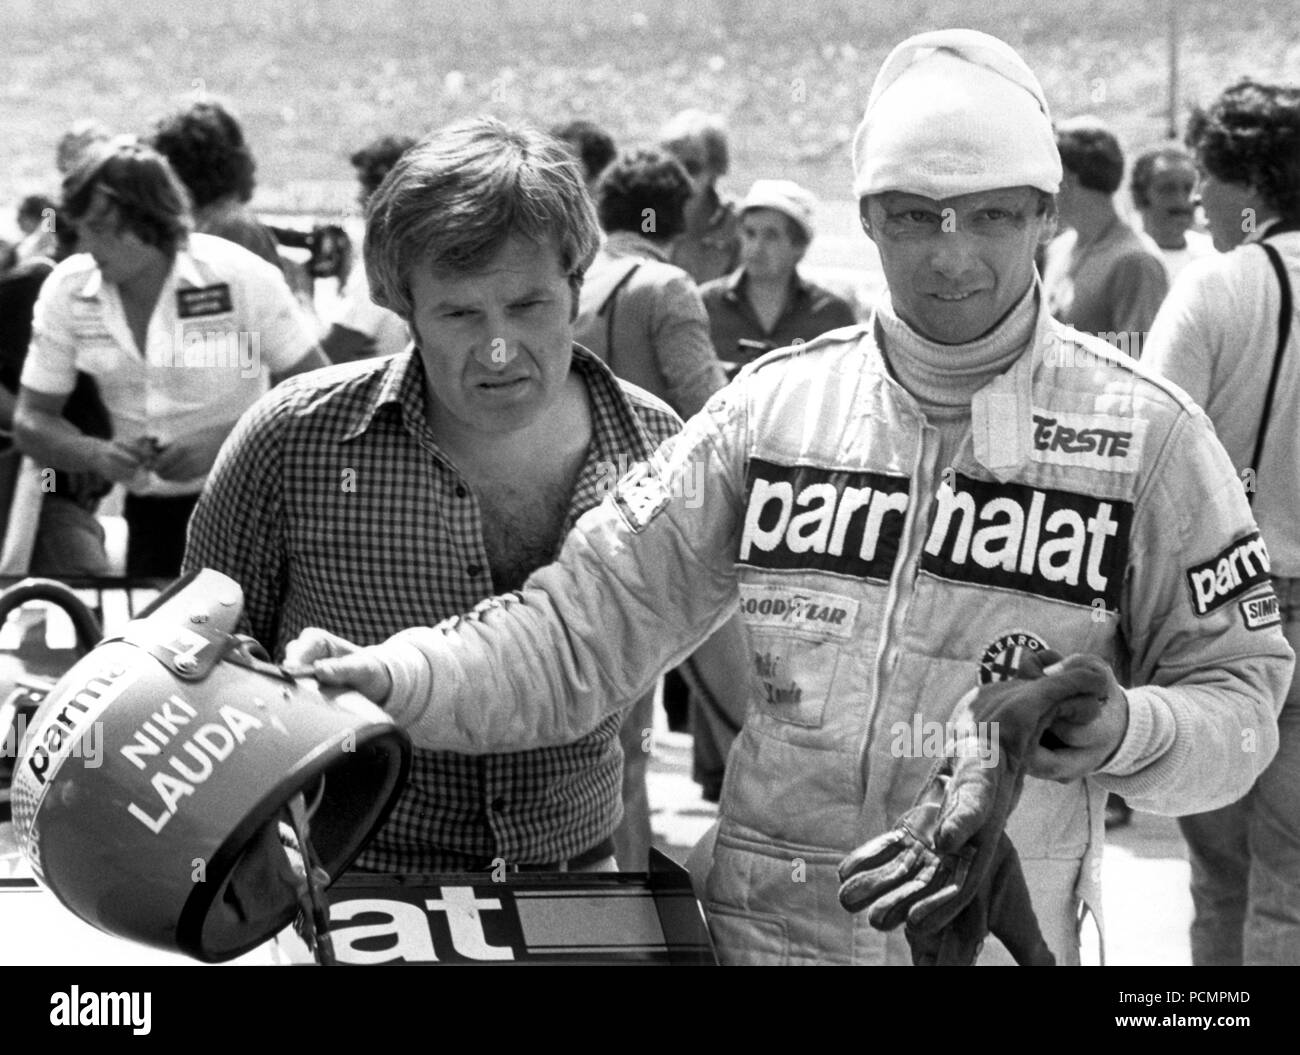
[0,0,1295,1025]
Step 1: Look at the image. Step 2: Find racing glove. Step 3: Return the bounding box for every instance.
[838,651,1110,964]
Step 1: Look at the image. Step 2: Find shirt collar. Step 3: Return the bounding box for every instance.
[73,240,199,299]
[1244,216,1287,244]
[700,188,736,231]
[171,242,206,288]
[603,230,670,263]
[574,342,662,463]
[340,350,427,443]
[721,268,746,301]
[722,267,810,304]
[75,267,103,299]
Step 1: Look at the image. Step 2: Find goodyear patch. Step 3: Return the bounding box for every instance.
[922,474,1132,611]
[738,585,859,641]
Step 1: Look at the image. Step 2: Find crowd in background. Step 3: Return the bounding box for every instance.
[0,95,1248,582]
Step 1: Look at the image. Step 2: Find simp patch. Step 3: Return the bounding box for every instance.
[176,283,233,318]
[612,462,672,533]
[1239,591,1282,631]
[1185,531,1271,616]
[1029,409,1146,472]
[738,584,860,641]
[978,631,1050,684]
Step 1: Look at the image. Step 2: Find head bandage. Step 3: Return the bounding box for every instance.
[852,29,1062,200]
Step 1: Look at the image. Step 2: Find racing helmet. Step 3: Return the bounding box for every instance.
[10,569,411,962]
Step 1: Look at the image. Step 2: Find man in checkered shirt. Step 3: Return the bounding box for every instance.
[182,117,681,873]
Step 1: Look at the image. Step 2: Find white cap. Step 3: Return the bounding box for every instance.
[740,179,817,242]
[851,29,1061,200]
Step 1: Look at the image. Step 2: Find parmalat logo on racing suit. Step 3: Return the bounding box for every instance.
[739,460,909,581]
[739,460,1132,610]
[922,474,1131,610]
[1186,531,1272,617]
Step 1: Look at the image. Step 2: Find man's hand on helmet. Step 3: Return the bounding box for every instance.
[282,628,393,705]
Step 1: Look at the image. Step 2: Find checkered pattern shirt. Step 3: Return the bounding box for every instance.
[183,346,682,871]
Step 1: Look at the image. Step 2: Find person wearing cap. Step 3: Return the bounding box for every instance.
[1042,117,1169,355]
[285,30,1291,964]
[701,179,856,376]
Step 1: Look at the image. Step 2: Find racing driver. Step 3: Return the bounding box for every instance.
[285,30,1294,964]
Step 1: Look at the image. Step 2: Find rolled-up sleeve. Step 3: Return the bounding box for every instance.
[236,258,319,374]
[19,273,79,396]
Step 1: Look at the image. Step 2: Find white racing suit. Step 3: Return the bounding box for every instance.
[378,304,1293,964]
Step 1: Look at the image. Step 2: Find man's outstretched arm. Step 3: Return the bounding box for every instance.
[288,387,751,752]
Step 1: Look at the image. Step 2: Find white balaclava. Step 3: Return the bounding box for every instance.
[852,29,1062,200]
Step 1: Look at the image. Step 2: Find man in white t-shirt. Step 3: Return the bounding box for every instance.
[1130,144,1217,284]
[14,138,326,576]
[1144,78,1300,966]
